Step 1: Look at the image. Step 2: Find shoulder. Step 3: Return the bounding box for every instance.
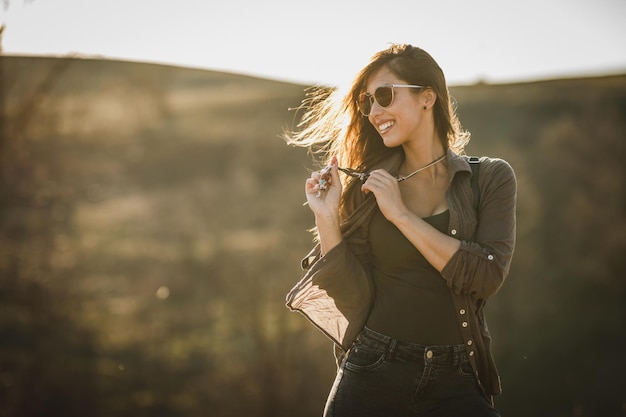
[449,151,515,181]
[474,156,517,197]
[475,156,515,178]
[478,156,515,175]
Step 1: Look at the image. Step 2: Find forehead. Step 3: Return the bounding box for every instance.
[365,67,405,92]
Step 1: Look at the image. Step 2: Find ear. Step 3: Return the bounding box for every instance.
[423,88,437,108]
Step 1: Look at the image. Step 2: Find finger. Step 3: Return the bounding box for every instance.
[329,157,339,185]
[361,177,376,194]
[368,169,393,181]
[361,174,387,195]
[305,178,319,194]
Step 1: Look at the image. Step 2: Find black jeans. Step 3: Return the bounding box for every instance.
[324,327,501,417]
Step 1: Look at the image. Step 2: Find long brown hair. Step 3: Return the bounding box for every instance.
[285,44,470,221]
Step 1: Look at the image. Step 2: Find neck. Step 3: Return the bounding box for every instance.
[401,137,447,180]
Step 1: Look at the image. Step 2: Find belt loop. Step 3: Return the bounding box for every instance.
[385,338,397,360]
[452,345,464,367]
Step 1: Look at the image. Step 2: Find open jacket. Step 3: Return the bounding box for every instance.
[286,149,517,404]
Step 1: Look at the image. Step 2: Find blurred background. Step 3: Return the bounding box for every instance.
[1,1,625,417]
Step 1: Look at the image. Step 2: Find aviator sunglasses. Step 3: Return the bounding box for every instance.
[357,84,427,116]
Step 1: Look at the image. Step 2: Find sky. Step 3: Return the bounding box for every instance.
[2,0,625,87]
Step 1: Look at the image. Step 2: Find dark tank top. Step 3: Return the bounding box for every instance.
[366,208,463,345]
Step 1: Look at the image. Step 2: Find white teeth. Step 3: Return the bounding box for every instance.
[379,121,394,132]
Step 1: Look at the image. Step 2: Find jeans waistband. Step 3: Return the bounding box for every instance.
[356,327,467,366]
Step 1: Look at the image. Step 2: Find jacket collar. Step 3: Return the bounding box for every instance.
[446,149,473,186]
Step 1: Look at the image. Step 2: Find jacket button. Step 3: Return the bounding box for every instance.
[450,229,457,235]
[459,309,466,315]
[462,321,468,328]
[469,351,475,356]
[487,254,494,261]
[467,340,473,346]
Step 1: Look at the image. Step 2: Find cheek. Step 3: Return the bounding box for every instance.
[402,104,424,123]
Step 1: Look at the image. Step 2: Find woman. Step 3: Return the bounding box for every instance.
[285,44,516,417]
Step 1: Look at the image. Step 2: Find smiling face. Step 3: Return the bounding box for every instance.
[364,66,433,149]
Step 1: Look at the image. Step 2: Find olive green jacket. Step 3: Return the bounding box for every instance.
[286,149,517,403]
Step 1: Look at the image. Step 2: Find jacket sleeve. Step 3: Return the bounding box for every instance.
[285,240,373,351]
[441,158,517,299]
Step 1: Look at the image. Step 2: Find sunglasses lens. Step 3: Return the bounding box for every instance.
[375,86,394,107]
[358,86,395,116]
[358,93,372,116]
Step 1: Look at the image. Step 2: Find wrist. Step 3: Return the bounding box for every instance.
[315,212,342,252]
[389,207,413,227]
[315,210,340,229]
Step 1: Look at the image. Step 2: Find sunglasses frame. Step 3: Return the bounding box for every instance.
[357,84,427,116]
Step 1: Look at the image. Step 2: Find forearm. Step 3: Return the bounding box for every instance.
[315,212,343,256]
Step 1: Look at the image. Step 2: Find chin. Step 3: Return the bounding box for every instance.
[381,136,403,148]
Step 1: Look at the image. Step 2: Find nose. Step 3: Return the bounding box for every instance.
[368,97,384,117]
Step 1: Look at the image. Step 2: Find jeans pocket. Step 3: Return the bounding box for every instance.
[344,346,385,372]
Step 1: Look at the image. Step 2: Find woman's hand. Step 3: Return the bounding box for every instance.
[305,156,342,219]
[305,156,343,255]
[361,169,408,223]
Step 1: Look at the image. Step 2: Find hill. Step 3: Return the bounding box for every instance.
[1,56,625,417]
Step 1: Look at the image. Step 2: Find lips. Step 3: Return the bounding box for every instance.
[378,121,394,133]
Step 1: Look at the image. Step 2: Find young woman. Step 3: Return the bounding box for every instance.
[286,44,516,417]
